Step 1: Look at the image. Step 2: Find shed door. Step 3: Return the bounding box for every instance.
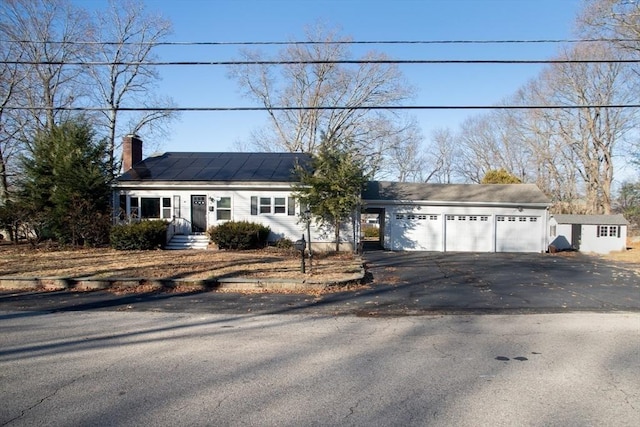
[444,215,492,252]
[571,224,582,250]
[496,216,541,252]
[191,195,207,233]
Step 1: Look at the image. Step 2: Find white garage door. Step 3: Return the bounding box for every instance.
[391,213,442,251]
[444,214,493,252]
[495,215,541,252]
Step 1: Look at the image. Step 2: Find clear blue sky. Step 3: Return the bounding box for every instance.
[79,0,585,152]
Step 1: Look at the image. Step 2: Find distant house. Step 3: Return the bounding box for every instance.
[549,214,628,254]
[113,135,355,250]
[362,181,550,253]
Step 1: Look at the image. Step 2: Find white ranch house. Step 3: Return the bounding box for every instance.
[113,136,627,254]
[113,136,355,250]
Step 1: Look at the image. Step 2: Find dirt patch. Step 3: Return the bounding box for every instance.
[0,244,363,284]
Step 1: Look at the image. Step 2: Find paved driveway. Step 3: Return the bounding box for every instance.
[0,250,638,315]
[360,250,640,313]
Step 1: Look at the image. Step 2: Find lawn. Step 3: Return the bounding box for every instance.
[0,244,363,283]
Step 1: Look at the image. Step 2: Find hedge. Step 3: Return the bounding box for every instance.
[208,221,270,250]
[110,220,168,250]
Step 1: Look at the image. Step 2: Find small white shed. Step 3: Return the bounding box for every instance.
[549,214,628,254]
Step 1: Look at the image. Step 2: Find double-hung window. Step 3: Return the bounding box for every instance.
[251,196,296,216]
[216,197,231,220]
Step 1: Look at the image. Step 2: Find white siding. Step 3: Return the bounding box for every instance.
[549,218,627,254]
[114,186,354,248]
[379,204,547,252]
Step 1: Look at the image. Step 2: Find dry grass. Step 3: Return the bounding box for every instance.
[0,243,363,282]
[599,238,640,266]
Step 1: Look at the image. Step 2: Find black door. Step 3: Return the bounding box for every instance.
[571,224,582,250]
[191,195,207,233]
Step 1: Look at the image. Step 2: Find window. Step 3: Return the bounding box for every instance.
[600,225,620,238]
[274,197,286,214]
[519,217,527,222]
[407,214,416,220]
[118,195,126,220]
[396,214,404,220]
[251,196,296,215]
[162,198,171,219]
[429,215,438,221]
[130,197,139,218]
[141,197,160,218]
[458,216,466,221]
[217,197,231,220]
[469,216,478,221]
[446,215,455,221]
[497,216,505,222]
[480,216,489,222]
[550,225,556,237]
[598,225,609,237]
[508,216,516,222]
[173,196,180,218]
[530,217,537,222]
[259,197,271,214]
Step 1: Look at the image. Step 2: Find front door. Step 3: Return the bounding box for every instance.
[191,195,207,233]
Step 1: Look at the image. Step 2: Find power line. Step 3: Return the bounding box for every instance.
[3,59,639,66]
[3,105,639,112]
[1,38,638,46]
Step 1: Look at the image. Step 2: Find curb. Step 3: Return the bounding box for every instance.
[0,267,365,293]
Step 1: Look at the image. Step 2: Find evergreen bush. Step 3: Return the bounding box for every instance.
[110,220,168,250]
[208,221,270,250]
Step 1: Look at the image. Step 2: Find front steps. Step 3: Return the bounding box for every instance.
[166,234,209,250]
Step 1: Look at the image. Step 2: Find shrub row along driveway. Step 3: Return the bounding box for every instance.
[1,250,638,315]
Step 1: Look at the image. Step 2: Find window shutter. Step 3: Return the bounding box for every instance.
[617,226,621,238]
[596,226,600,238]
[251,196,257,215]
[287,197,295,216]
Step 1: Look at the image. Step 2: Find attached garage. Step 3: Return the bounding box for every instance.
[363,181,550,253]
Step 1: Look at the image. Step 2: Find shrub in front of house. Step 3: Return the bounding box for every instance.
[208,221,270,250]
[110,220,168,250]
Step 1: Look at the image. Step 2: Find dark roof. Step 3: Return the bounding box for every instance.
[362,181,550,205]
[117,152,311,182]
[552,214,628,226]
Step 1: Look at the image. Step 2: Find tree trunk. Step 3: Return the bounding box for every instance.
[334,219,340,252]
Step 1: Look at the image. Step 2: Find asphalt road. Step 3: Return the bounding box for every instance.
[1,311,638,426]
[0,251,638,315]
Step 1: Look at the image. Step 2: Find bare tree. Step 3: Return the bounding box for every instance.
[424,127,458,183]
[227,23,419,177]
[0,0,93,138]
[538,43,637,214]
[0,40,25,203]
[88,0,176,175]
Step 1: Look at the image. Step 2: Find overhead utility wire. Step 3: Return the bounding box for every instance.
[5,105,639,112]
[1,38,638,46]
[4,59,639,66]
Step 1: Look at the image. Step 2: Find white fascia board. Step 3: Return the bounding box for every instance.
[363,199,550,209]
[112,181,296,191]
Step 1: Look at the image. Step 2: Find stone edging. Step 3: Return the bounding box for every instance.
[0,267,365,292]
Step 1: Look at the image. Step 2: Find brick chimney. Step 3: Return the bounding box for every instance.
[122,134,143,172]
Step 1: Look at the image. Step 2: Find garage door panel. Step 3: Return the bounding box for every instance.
[496,216,541,252]
[445,215,492,252]
[391,213,441,251]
